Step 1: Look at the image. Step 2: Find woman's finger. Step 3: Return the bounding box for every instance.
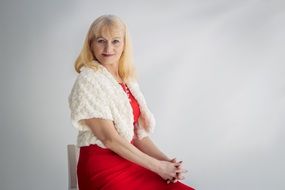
[174,162,182,167]
[176,168,188,173]
[176,172,186,180]
[172,177,178,183]
[170,158,177,163]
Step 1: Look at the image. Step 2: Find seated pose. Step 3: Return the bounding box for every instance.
[68,14,195,190]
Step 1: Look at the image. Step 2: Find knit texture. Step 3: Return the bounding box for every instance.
[68,61,155,148]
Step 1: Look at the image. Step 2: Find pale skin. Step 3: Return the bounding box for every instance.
[87,27,187,183]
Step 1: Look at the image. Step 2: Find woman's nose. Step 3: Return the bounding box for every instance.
[104,42,113,52]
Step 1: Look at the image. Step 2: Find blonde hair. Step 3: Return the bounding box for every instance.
[74,14,138,82]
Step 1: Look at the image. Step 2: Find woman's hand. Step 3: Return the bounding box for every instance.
[155,160,182,182]
[167,158,188,184]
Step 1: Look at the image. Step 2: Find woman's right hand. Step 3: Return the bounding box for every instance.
[155,160,182,182]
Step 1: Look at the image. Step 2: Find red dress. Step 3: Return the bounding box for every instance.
[77,83,195,190]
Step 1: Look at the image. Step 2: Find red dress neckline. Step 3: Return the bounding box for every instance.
[118,82,140,124]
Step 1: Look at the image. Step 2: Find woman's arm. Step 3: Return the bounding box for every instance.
[133,136,171,161]
[83,118,182,181]
[133,136,188,183]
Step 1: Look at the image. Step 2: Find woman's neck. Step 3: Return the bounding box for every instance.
[103,63,123,83]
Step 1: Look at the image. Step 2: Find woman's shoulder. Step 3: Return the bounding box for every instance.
[79,65,100,77]
[77,65,105,83]
[69,66,105,99]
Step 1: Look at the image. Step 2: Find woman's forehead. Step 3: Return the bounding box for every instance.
[95,25,124,38]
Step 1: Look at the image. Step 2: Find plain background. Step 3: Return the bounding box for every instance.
[0,0,284,189]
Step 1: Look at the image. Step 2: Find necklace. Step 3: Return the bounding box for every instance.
[120,83,132,102]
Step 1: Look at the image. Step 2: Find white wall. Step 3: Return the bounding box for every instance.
[0,0,284,189]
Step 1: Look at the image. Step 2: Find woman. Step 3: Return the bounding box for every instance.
[68,14,195,190]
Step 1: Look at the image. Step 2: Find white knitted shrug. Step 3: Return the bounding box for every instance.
[68,61,156,148]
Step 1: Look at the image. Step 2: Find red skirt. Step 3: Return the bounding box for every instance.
[77,144,195,190]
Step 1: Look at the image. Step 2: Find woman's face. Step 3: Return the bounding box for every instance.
[91,29,124,66]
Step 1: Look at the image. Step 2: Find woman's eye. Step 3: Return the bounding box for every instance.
[112,40,120,44]
[97,39,105,43]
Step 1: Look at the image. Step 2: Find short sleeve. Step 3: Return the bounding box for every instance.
[135,114,154,140]
[135,124,149,140]
[68,74,113,131]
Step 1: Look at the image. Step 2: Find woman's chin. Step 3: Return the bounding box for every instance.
[100,60,118,65]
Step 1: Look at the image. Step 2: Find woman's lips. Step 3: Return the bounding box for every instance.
[102,53,114,57]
